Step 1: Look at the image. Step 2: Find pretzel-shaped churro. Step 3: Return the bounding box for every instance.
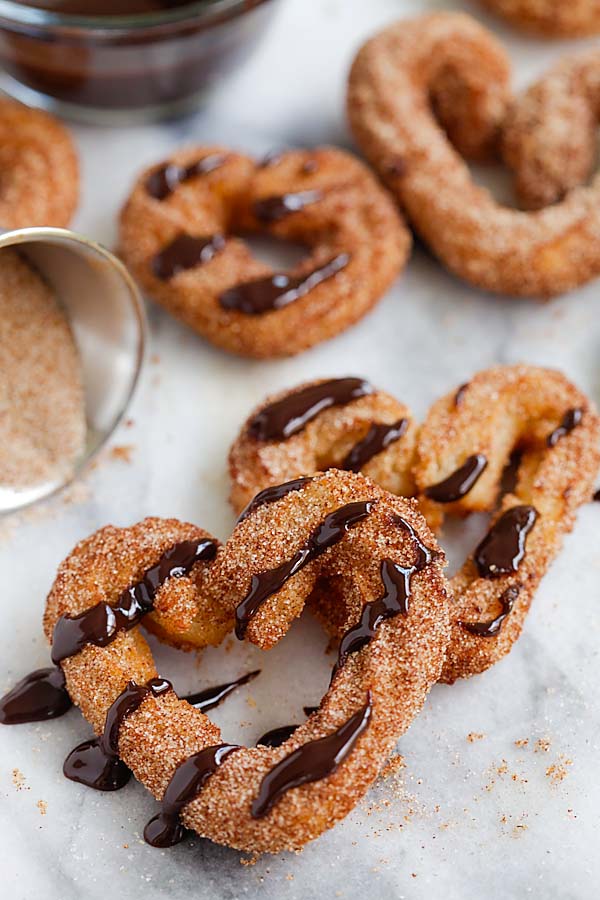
[347,13,600,297]
[230,366,600,680]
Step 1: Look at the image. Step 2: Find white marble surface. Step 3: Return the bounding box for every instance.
[2,1,600,897]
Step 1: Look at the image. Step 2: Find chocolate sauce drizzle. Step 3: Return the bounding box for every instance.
[0,666,71,725]
[152,233,226,280]
[335,517,433,671]
[146,154,227,201]
[248,377,374,442]
[63,678,171,791]
[52,538,217,664]
[253,190,323,223]
[235,500,376,639]
[594,489,600,502]
[454,382,469,406]
[342,419,408,472]
[182,670,260,713]
[256,724,298,748]
[461,586,521,638]
[144,744,241,848]
[251,695,372,819]
[474,506,538,579]
[547,407,584,448]
[236,477,313,524]
[424,454,488,504]
[303,705,318,716]
[219,253,349,316]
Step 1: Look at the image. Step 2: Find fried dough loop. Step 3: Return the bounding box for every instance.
[119,145,410,358]
[481,0,600,37]
[0,98,78,229]
[230,366,600,681]
[41,471,449,853]
[347,12,600,297]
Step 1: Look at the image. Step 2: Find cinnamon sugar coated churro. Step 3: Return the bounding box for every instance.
[119,146,410,357]
[347,12,600,297]
[0,98,78,229]
[229,366,600,680]
[3,471,448,853]
[481,0,600,36]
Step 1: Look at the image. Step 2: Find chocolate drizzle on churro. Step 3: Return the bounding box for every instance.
[251,695,372,819]
[0,667,71,725]
[342,419,408,472]
[144,744,241,847]
[248,377,374,442]
[461,586,521,638]
[219,254,349,315]
[547,408,584,447]
[335,517,433,671]
[146,154,227,201]
[424,453,488,503]
[52,538,217,664]
[253,190,323,223]
[256,724,298,748]
[235,500,376,639]
[63,678,172,791]
[454,382,469,406]
[182,670,260,712]
[475,506,538,578]
[152,233,226,280]
[236,477,314,524]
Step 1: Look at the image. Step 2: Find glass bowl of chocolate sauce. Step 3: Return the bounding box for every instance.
[0,0,279,121]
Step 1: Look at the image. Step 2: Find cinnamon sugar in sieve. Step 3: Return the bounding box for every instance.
[0,249,86,490]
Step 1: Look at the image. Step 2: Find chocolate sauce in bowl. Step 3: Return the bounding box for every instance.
[342,419,408,472]
[0,667,71,725]
[248,377,374,442]
[236,477,313,524]
[219,253,349,315]
[63,678,171,791]
[251,695,372,819]
[144,744,241,847]
[21,2,195,13]
[152,233,226,280]
[474,506,538,579]
[424,454,488,504]
[235,500,376,639]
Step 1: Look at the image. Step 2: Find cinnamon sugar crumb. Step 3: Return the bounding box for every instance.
[110,445,135,464]
[12,768,27,790]
[466,732,485,743]
[535,738,552,753]
[514,738,529,748]
[36,799,47,815]
[546,757,573,785]
[379,754,406,779]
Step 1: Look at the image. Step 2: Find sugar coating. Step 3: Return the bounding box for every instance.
[43,472,450,853]
[119,145,410,358]
[347,12,600,297]
[0,98,78,229]
[482,0,600,36]
[229,365,600,681]
[0,250,85,489]
[229,378,417,514]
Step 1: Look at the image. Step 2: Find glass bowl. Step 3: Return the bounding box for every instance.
[0,0,280,121]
